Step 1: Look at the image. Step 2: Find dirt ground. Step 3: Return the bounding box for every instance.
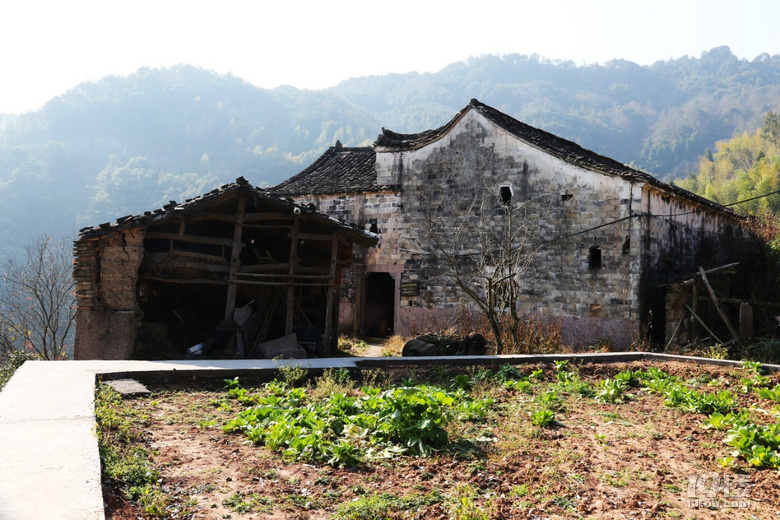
[103,360,780,519]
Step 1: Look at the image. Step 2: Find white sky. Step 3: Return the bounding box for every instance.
[0,0,777,114]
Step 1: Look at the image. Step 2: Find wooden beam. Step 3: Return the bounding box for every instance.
[243,212,295,222]
[285,216,300,334]
[224,196,246,319]
[145,232,236,248]
[685,304,725,345]
[239,264,328,274]
[678,262,740,286]
[145,276,228,285]
[289,232,338,241]
[664,308,687,352]
[698,266,740,344]
[147,260,230,273]
[237,272,330,280]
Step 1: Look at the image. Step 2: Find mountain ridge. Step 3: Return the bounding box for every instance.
[0,46,778,257]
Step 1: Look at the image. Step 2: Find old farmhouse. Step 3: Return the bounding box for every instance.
[73,178,378,360]
[273,99,752,349]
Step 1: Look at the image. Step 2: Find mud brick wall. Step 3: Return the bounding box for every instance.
[74,228,145,359]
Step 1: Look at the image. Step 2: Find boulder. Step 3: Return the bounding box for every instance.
[463,332,487,355]
[402,338,438,357]
[259,333,308,359]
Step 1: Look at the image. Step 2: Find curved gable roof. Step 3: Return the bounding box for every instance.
[376,99,738,217]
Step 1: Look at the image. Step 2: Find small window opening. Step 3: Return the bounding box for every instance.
[499,185,513,206]
[561,193,573,202]
[622,236,630,255]
[369,219,378,234]
[589,245,602,269]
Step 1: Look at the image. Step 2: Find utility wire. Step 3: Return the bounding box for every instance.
[547,188,780,243]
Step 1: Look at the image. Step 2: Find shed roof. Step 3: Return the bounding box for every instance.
[77,177,379,248]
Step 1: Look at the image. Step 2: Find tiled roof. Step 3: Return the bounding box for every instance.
[77,176,379,248]
[272,99,738,218]
[376,99,739,217]
[272,141,378,196]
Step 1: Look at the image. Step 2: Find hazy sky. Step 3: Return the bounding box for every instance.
[1,0,777,114]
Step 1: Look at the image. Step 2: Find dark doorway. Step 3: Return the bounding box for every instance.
[363,272,395,338]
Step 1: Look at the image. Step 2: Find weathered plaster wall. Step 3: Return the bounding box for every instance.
[377,111,641,345]
[289,110,745,349]
[74,229,145,359]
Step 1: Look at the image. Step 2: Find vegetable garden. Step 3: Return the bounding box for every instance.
[98,360,780,519]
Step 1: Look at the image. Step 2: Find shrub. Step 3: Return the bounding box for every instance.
[0,349,38,390]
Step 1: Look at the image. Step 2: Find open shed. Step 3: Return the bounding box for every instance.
[73,177,378,360]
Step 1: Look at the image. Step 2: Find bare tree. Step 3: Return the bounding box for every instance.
[422,185,542,354]
[0,236,76,360]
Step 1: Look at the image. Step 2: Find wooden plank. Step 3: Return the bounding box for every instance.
[145,232,235,247]
[698,266,740,344]
[224,196,246,319]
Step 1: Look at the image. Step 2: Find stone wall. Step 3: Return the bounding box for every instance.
[379,111,641,345]
[288,110,744,348]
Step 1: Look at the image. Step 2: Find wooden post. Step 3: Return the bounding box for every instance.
[739,302,753,345]
[691,283,698,340]
[698,266,740,345]
[224,196,246,320]
[285,216,300,334]
[322,233,339,356]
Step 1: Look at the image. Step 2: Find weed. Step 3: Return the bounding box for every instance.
[450,485,489,520]
[550,495,576,510]
[309,368,355,399]
[222,492,272,514]
[332,490,442,519]
[509,484,529,497]
[275,360,308,386]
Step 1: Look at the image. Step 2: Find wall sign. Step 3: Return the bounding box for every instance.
[400,282,420,297]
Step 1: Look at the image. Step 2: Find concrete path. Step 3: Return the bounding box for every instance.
[0,353,771,519]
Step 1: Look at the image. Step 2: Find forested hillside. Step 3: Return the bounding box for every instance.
[675,111,780,214]
[1,46,779,257]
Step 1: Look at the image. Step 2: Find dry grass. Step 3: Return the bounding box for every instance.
[380,335,407,356]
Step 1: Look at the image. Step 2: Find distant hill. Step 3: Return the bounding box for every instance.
[1,46,779,257]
